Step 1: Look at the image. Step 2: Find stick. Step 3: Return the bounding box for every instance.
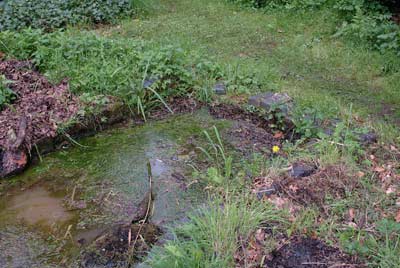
[129,160,153,263]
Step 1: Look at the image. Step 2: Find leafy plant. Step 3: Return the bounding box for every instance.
[0,29,224,116]
[0,0,137,31]
[340,219,400,268]
[0,75,15,110]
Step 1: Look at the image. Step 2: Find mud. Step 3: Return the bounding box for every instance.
[7,186,73,226]
[81,223,161,268]
[266,236,364,268]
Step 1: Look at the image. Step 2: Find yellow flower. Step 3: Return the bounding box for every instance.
[272,145,280,153]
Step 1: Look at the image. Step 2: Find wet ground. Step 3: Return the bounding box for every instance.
[0,109,231,267]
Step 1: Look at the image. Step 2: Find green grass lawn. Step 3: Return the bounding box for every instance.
[102,0,400,142]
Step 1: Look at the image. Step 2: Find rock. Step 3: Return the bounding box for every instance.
[214,82,227,95]
[355,131,377,145]
[290,163,317,179]
[248,92,293,114]
[0,149,28,178]
[143,78,158,89]
[256,187,276,199]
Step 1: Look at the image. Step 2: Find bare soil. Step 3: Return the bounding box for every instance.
[209,102,282,155]
[266,236,364,268]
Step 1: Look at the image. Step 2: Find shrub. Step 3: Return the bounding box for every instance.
[0,0,136,31]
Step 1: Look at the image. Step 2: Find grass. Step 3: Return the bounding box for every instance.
[103,0,399,141]
[146,192,288,268]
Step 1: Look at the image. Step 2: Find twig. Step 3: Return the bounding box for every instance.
[128,160,153,265]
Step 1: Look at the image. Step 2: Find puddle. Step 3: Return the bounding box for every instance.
[0,110,232,267]
[7,186,72,226]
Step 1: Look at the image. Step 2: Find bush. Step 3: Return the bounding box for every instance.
[0,0,136,31]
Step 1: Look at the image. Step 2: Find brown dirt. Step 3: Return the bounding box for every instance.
[226,121,280,156]
[258,165,360,212]
[0,60,79,151]
[147,97,203,120]
[265,236,364,268]
[81,223,161,268]
[209,102,271,128]
[209,102,282,155]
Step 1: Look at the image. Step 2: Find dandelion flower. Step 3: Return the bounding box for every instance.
[272,145,280,153]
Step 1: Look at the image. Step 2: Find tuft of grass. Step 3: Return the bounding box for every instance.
[146,192,287,268]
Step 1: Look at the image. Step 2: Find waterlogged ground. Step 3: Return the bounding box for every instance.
[0,109,231,267]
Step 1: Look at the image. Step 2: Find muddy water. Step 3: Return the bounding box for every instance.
[8,186,73,226]
[0,109,230,268]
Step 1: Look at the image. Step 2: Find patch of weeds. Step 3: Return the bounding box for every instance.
[146,193,287,268]
[0,29,226,118]
[0,0,137,31]
[340,219,400,267]
[0,74,15,110]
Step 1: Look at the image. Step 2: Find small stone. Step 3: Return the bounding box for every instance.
[355,131,377,145]
[290,163,317,179]
[256,187,276,199]
[248,92,292,113]
[214,82,226,95]
[143,77,158,89]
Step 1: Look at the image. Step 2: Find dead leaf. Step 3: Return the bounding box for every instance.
[255,229,266,243]
[357,171,365,178]
[349,208,355,222]
[386,185,396,195]
[289,184,299,192]
[396,211,400,223]
[273,131,284,139]
[374,166,385,173]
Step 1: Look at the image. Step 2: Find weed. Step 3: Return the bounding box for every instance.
[197,126,233,184]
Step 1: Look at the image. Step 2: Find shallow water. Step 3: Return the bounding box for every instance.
[7,186,73,226]
[0,109,230,267]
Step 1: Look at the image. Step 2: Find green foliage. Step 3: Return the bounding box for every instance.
[340,219,400,268]
[146,194,287,268]
[197,126,233,184]
[0,0,136,31]
[227,0,400,54]
[0,29,224,116]
[0,75,15,110]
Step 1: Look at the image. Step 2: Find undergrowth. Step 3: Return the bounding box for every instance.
[0,29,233,116]
[0,0,137,31]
